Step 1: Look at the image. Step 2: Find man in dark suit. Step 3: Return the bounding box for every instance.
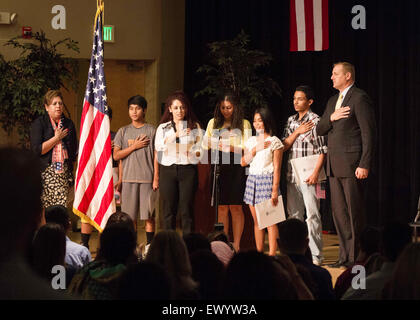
[317,62,376,268]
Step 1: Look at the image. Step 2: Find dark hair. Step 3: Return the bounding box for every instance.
[277,219,309,254]
[108,106,113,119]
[208,230,229,243]
[118,261,172,300]
[45,205,70,231]
[128,95,147,110]
[105,211,134,231]
[146,230,198,299]
[31,223,66,281]
[0,148,42,258]
[382,243,420,300]
[183,233,211,256]
[99,222,137,265]
[190,250,225,299]
[295,85,315,101]
[207,231,235,251]
[159,91,199,130]
[381,221,412,262]
[224,251,297,299]
[213,93,244,132]
[253,107,276,136]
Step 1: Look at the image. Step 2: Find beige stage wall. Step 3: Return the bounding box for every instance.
[0,0,185,144]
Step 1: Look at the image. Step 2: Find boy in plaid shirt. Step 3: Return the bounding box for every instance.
[282,85,327,266]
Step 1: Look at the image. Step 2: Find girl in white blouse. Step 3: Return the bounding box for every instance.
[154,91,202,234]
[241,108,284,255]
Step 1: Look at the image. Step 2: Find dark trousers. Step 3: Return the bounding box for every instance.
[329,176,366,264]
[159,164,198,235]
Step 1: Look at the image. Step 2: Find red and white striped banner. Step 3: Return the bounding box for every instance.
[290,0,329,52]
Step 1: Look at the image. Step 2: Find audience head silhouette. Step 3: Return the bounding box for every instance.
[277,218,309,255]
[99,218,137,265]
[31,223,66,281]
[383,243,420,300]
[45,205,70,231]
[190,249,225,299]
[118,261,171,300]
[381,221,412,262]
[224,250,297,300]
[105,210,135,230]
[183,233,211,256]
[146,230,198,299]
[0,147,42,259]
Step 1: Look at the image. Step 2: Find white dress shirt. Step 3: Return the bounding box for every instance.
[155,121,203,166]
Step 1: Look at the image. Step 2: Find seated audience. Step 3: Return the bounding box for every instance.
[30,223,66,283]
[104,210,145,260]
[334,226,381,299]
[190,249,225,299]
[223,250,300,300]
[146,230,199,299]
[45,205,92,272]
[183,233,211,256]
[0,147,68,299]
[117,261,172,300]
[105,210,136,229]
[211,241,235,267]
[342,221,412,300]
[68,218,137,300]
[208,230,235,251]
[273,254,315,300]
[382,242,420,300]
[277,218,335,300]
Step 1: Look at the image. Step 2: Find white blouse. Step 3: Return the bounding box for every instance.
[155,121,203,166]
[245,135,283,175]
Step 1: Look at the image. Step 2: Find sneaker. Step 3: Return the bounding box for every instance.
[136,243,144,261]
[312,258,324,266]
[142,243,150,259]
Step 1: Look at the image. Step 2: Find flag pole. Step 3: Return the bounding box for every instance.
[73,0,115,234]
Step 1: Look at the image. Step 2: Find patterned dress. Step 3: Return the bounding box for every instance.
[41,162,73,208]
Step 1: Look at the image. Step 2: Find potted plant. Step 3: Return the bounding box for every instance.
[0,30,79,146]
[195,30,282,120]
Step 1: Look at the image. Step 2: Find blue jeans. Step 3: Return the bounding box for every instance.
[287,182,323,262]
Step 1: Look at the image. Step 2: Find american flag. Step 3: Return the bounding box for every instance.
[73,7,115,232]
[290,0,329,51]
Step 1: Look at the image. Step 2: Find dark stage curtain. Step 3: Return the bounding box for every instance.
[184,0,420,227]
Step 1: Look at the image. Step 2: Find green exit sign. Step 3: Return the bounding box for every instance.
[103,25,114,43]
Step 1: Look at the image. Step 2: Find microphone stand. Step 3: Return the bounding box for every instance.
[211,130,225,232]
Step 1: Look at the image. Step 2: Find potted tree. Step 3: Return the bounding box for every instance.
[195,30,282,120]
[0,31,79,146]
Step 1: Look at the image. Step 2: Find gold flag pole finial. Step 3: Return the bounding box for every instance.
[94,0,104,30]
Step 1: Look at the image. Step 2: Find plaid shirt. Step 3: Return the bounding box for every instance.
[282,109,328,183]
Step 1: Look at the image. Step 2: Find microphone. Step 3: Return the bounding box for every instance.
[413,195,420,225]
[220,126,231,139]
[418,195,420,211]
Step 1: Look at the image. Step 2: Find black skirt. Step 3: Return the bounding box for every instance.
[211,151,246,205]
